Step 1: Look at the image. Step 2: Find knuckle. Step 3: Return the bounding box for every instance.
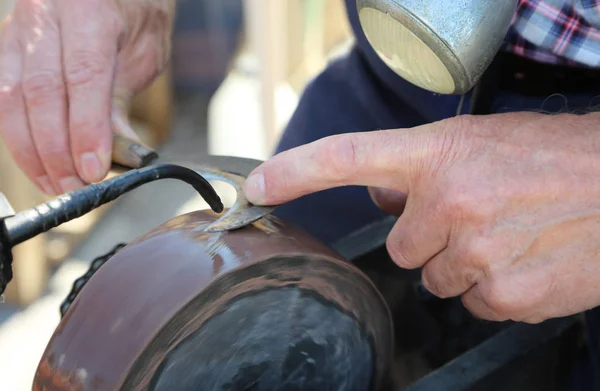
[64,51,109,88]
[428,129,459,174]
[36,145,74,175]
[9,145,37,167]
[0,78,21,105]
[386,236,414,269]
[36,141,69,159]
[460,269,480,291]
[33,136,70,161]
[22,71,65,101]
[479,280,519,317]
[463,237,492,271]
[106,11,126,34]
[319,134,362,182]
[425,115,475,169]
[441,115,479,140]
[462,234,510,280]
[438,184,495,224]
[70,117,109,136]
[69,117,111,150]
[421,268,446,298]
[437,186,466,220]
[446,114,478,130]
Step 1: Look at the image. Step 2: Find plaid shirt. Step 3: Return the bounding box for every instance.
[506,0,600,67]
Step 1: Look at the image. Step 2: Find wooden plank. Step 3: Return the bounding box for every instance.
[131,67,174,147]
[287,0,352,92]
[323,0,352,52]
[244,0,288,154]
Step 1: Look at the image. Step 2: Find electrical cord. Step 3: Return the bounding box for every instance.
[0,164,224,296]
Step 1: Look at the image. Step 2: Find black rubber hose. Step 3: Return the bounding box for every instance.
[3,164,223,247]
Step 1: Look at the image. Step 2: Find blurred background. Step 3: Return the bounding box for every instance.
[0,0,354,388]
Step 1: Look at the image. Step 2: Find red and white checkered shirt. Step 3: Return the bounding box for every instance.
[506,0,600,67]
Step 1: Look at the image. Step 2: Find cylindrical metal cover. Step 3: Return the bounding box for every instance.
[33,210,394,391]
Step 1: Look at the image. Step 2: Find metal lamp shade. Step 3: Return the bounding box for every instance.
[357,0,518,94]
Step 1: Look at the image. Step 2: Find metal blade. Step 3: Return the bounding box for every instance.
[171,162,276,233]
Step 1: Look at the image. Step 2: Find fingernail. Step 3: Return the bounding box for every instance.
[80,152,103,182]
[37,176,55,195]
[59,176,84,193]
[244,172,265,204]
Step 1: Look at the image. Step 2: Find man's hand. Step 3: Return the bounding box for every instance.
[244,112,600,324]
[0,0,174,195]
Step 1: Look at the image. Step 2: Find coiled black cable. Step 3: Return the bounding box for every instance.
[0,164,223,295]
[4,164,223,246]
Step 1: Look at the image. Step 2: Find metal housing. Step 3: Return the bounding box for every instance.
[356,0,518,94]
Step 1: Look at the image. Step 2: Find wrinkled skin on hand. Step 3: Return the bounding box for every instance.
[0,0,174,195]
[244,112,600,324]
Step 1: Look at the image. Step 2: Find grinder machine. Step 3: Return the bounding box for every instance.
[0,1,525,390]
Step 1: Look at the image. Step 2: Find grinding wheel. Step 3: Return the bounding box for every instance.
[33,210,394,391]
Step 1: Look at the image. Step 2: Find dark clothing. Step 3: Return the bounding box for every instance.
[272,0,600,389]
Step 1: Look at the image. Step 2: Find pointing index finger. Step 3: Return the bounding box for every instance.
[244,128,430,205]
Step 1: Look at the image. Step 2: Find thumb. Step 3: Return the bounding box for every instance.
[244,127,441,205]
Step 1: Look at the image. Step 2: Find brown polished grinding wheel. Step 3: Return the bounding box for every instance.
[33,210,394,391]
